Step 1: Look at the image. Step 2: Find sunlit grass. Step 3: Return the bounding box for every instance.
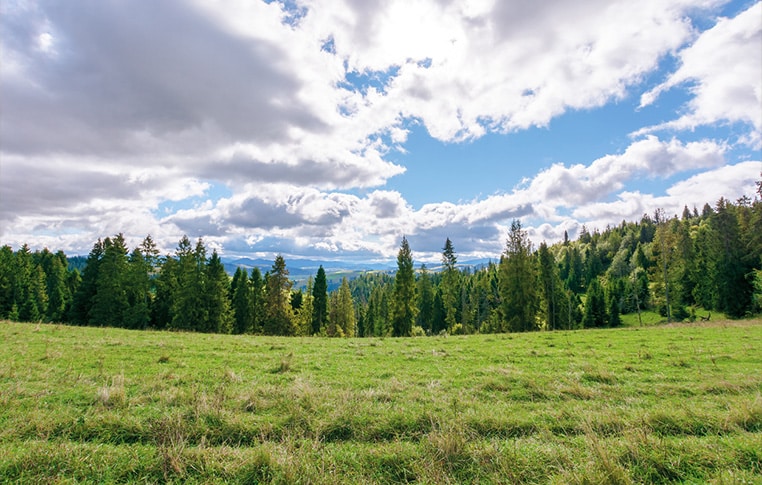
[1,319,760,483]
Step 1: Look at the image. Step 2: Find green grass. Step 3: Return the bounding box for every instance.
[1,320,761,484]
[620,309,727,327]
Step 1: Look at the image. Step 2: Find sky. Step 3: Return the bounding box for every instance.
[1,0,761,264]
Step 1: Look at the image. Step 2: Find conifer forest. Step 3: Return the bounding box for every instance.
[2,190,761,336]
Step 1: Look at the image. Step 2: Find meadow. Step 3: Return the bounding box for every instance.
[1,319,760,484]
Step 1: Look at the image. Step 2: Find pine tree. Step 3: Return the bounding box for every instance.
[312,266,328,335]
[391,237,417,337]
[499,220,539,332]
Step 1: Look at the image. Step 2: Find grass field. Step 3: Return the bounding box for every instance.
[1,319,760,484]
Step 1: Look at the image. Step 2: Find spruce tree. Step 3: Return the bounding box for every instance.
[336,277,356,337]
[416,264,434,333]
[70,239,103,325]
[391,237,417,337]
[90,235,129,327]
[710,198,753,317]
[312,266,328,335]
[250,267,264,333]
[204,250,233,333]
[0,245,13,318]
[264,255,294,335]
[295,277,314,336]
[231,267,252,334]
[582,278,607,328]
[538,242,566,330]
[151,255,177,329]
[441,238,459,332]
[171,236,208,331]
[123,247,151,329]
[498,220,539,332]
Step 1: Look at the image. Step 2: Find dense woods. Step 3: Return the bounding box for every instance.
[2,189,761,336]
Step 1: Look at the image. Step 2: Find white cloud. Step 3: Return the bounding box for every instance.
[1,0,758,262]
[639,2,762,141]
[527,136,726,205]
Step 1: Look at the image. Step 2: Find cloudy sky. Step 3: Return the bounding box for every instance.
[1,0,760,263]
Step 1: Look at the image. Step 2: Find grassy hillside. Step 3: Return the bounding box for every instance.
[1,320,760,483]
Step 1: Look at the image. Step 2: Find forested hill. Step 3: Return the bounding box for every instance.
[1,190,760,336]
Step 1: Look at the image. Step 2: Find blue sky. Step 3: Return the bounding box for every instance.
[1,0,760,263]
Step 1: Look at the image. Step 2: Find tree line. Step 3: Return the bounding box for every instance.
[2,189,760,336]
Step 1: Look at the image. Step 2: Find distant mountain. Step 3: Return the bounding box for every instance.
[220,256,496,290]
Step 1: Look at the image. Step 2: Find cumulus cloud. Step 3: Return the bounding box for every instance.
[527,136,726,206]
[1,0,758,262]
[638,2,762,141]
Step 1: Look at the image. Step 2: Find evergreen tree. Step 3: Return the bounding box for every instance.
[21,264,48,322]
[90,235,129,327]
[250,267,265,333]
[327,277,355,337]
[391,237,417,337]
[606,279,624,327]
[151,255,177,329]
[652,211,677,321]
[312,266,328,335]
[582,278,607,328]
[499,220,539,332]
[203,250,233,333]
[264,255,294,335]
[295,277,314,336]
[0,246,14,318]
[537,242,566,330]
[431,289,447,334]
[71,239,103,325]
[710,198,753,317]
[123,247,151,329]
[416,264,434,333]
[231,267,252,334]
[42,250,70,322]
[171,236,208,331]
[441,238,459,332]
